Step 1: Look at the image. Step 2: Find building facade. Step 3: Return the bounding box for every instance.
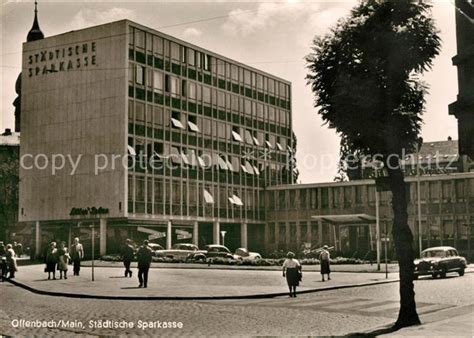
[19,20,294,255]
[0,129,20,242]
[265,173,474,259]
[449,0,474,162]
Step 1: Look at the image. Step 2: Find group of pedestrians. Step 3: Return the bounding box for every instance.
[282,245,332,297]
[121,239,153,288]
[44,238,84,280]
[0,241,18,280]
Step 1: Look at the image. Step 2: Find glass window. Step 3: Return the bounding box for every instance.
[231,95,239,111]
[231,65,238,81]
[203,118,211,135]
[188,82,196,100]
[217,59,225,77]
[244,70,251,86]
[153,36,163,54]
[204,54,211,71]
[203,86,211,104]
[217,91,225,107]
[232,127,243,142]
[170,42,180,60]
[218,122,226,139]
[442,181,452,200]
[146,68,153,87]
[188,49,195,66]
[180,45,186,63]
[136,178,145,201]
[256,74,263,90]
[128,62,134,82]
[153,106,163,126]
[136,65,144,85]
[136,102,145,122]
[244,130,253,144]
[135,29,145,49]
[455,180,465,200]
[170,76,180,96]
[195,51,201,68]
[257,103,263,119]
[188,115,200,132]
[153,70,163,90]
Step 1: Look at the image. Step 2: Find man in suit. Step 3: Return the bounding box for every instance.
[136,240,153,288]
[70,237,84,276]
[121,239,135,278]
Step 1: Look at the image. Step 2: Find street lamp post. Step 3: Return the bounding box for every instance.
[416,140,423,257]
[375,169,381,271]
[220,231,227,247]
[384,221,388,279]
[90,224,95,282]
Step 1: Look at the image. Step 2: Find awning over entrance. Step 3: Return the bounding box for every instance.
[311,214,376,225]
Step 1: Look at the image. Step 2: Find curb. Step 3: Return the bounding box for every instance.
[79,262,399,274]
[5,277,400,301]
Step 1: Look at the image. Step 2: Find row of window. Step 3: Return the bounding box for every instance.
[127,139,290,176]
[128,176,265,210]
[129,100,291,149]
[130,27,291,98]
[267,178,474,211]
[131,65,291,126]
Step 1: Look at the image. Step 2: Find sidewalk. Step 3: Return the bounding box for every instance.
[80,260,402,273]
[381,304,473,337]
[8,264,398,299]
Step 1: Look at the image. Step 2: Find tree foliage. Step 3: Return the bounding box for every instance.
[305,0,441,330]
[306,0,440,156]
[0,151,19,238]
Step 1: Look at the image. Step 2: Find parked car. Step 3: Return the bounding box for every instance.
[148,243,164,256]
[203,244,235,260]
[414,246,467,279]
[233,248,262,261]
[155,243,205,260]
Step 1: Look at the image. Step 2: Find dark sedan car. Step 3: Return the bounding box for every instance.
[414,246,467,279]
[203,244,235,260]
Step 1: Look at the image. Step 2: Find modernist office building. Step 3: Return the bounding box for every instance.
[17,14,473,259]
[265,172,474,259]
[19,19,294,255]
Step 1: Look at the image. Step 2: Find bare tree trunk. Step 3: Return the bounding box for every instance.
[386,156,420,329]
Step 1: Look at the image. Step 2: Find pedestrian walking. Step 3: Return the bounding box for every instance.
[282,251,302,298]
[319,245,331,282]
[57,241,70,280]
[45,242,58,280]
[1,257,8,281]
[0,241,6,256]
[5,244,17,278]
[14,242,23,258]
[70,237,84,276]
[136,240,153,288]
[121,239,135,278]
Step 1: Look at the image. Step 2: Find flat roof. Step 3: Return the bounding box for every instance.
[311,214,376,225]
[268,172,474,191]
[23,19,291,85]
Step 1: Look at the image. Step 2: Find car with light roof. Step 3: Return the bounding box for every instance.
[414,246,467,279]
[233,248,262,261]
[155,243,205,260]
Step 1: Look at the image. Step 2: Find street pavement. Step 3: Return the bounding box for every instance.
[1,274,472,336]
[7,264,398,298]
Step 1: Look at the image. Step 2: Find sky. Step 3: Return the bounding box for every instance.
[0,0,459,183]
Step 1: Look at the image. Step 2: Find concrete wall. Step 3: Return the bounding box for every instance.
[19,21,129,222]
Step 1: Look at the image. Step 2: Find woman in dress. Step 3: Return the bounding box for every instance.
[57,241,70,279]
[282,251,302,298]
[5,244,18,278]
[319,245,331,282]
[45,242,58,280]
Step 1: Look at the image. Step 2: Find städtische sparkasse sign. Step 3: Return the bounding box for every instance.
[27,41,98,77]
